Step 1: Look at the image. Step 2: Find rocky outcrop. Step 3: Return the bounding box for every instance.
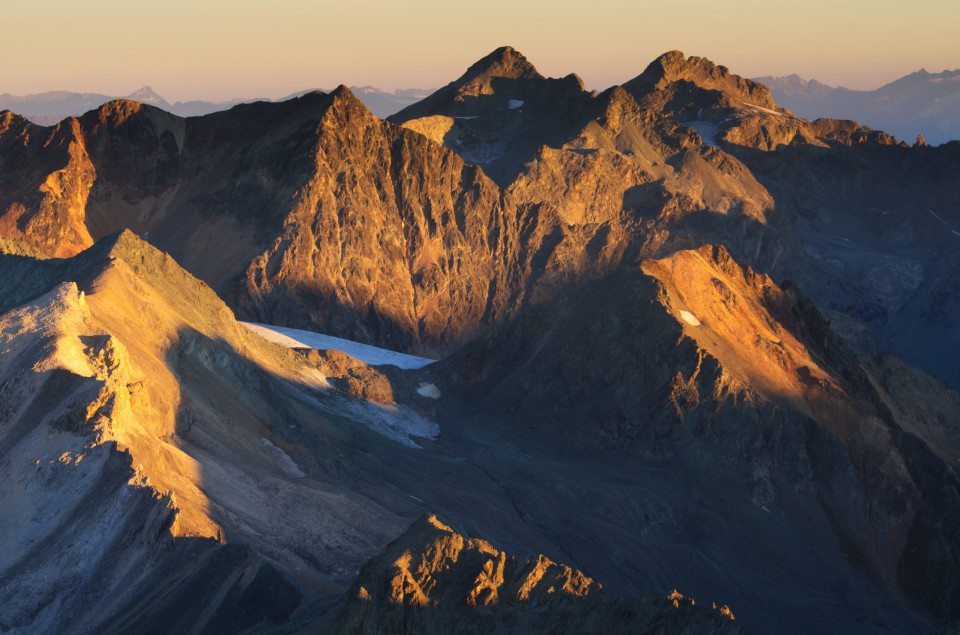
[0,113,95,257]
[329,514,740,634]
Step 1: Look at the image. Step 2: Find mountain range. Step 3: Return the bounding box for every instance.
[755,68,960,146]
[1,46,959,633]
[0,85,432,124]
[10,62,959,148]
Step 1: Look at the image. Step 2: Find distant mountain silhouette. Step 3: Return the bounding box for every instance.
[0,85,432,122]
[755,68,960,145]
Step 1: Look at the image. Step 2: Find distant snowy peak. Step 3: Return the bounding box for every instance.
[123,86,169,106]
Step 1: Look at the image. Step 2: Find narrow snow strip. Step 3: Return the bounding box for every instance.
[508,99,524,109]
[679,310,701,326]
[743,102,783,116]
[929,209,949,225]
[240,322,436,369]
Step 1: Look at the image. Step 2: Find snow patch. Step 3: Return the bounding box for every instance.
[679,310,701,326]
[416,382,441,399]
[929,209,949,225]
[684,121,720,147]
[241,322,435,369]
[508,99,524,110]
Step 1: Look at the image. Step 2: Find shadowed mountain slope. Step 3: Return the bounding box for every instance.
[446,244,960,628]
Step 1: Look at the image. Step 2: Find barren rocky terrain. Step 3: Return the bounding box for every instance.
[1,47,959,633]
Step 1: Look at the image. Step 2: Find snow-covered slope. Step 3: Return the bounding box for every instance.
[240,321,436,369]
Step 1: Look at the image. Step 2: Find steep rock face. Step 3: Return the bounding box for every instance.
[236,86,528,355]
[448,244,960,623]
[329,514,740,634]
[393,49,803,290]
[0,91,536,355]
[0,113,95,257]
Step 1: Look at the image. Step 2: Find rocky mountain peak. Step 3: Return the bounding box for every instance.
[462,45,544,84]
[318,84,378,128]
[625,50,778,111]
[0,109,31,132]
[388,46,560,122]
[86,98,146,126]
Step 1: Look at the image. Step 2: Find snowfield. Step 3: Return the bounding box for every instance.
[240,322,436,369]
[684,121,721,147]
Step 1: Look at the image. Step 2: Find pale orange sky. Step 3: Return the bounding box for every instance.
[2,1,957,101]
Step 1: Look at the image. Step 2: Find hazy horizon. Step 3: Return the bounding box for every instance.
[2,1,957,103]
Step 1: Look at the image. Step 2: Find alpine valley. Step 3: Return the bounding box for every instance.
[1,47,958,634]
